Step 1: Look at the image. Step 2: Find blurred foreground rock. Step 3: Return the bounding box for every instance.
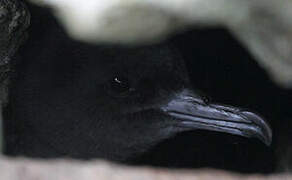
[28,0,292,88]
[0,157,290,180]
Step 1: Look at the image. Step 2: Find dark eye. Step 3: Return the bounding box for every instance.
[0,8,8,23]
[106,76,135,98]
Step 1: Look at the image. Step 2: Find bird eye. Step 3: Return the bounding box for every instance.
[106,76,135,98]
[0,8,8,23]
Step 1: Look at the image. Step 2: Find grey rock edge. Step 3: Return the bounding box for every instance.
[0,0,30,153]
[29,0,292,88]
[0,157,290,180]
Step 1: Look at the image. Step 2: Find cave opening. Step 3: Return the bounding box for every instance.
[2,1,292,175]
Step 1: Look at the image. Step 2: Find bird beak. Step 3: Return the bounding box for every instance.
[160,90,272,146]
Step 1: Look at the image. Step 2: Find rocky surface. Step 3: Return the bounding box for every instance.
[0,0,30,152]
[28,0,292,87]
[0,157,290,180]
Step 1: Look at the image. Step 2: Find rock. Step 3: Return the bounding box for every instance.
[0,0,30,151]
[0,157,290,180]
[0,0,30,67]
[28,0,292,87]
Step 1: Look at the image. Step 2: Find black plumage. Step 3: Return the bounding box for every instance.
[7,39,272,158]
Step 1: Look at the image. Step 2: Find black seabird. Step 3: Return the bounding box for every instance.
[5,40,272,162]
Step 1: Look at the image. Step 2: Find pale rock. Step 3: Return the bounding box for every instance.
[28,0,292,87]
[0,157,290,180]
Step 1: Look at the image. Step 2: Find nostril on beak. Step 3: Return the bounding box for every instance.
[202,96,211,104]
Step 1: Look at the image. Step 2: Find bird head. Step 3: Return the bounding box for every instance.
[9,42,272,162]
